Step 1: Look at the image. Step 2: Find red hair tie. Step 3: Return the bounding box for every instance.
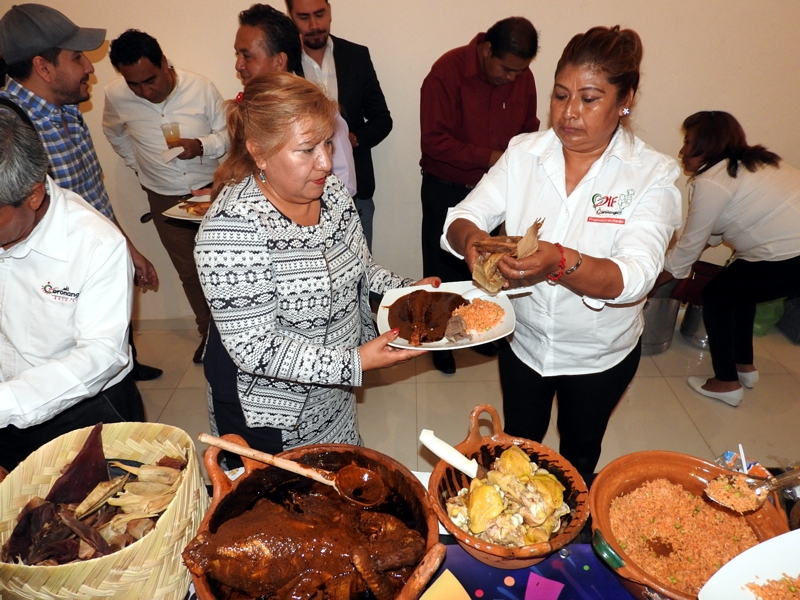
[235,91,244,104]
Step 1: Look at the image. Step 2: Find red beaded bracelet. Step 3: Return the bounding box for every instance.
[546,243,567,283]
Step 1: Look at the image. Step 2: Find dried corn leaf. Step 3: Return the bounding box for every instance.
[472,254,506,294]
[97,518,128,543]
[124,481,173,496]
[516,218,544,259]
[471,220,543,294]
[126,518,156,540]
[77,538,96,560]
[75,474,129,519]
[109,511,158,525]
[108,532,136,552]
[138,465,181,485]
[108,491,175,515]
[109,461,182,485]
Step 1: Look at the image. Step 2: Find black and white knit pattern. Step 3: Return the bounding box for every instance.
[195,175,413,446]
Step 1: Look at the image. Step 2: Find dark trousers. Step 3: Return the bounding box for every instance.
[144,188,211,337]
[420,173,474,282]
[0,373,144,472]
[703,255,800,382]
[204,320,283,469]
[499,340,641,479]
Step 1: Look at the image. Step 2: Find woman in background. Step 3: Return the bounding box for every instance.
[444,26,682,479]
[657,111,800,406]
[195,72,432,458]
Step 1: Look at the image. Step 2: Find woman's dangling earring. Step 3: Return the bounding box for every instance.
[259,169,266,183]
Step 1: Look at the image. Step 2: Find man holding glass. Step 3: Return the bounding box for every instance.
[103,30,229,363]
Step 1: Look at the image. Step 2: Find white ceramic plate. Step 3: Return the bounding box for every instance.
[377,281,516,350]
[698,528,800,599]
[162,198,209,222]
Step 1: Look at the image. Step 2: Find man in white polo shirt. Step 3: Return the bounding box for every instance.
[0,109,143,472]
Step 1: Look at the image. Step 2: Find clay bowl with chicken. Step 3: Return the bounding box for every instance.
[185,437,443,600]
[427,404,589,569]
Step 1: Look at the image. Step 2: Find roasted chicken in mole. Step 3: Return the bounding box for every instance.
[182,485,426,600]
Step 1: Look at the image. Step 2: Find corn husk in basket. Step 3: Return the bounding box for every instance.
[0,422,210,600]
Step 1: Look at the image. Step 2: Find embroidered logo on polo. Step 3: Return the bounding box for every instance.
[41,282,80,302]
[588,189,635,224]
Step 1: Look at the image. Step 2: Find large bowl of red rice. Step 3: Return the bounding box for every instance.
[427,404,590,570]
[589,451,790,600]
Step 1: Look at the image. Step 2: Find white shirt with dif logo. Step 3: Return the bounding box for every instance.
[442,128,682,376]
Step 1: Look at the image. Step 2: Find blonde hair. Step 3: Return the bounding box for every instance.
[212,71,339,198]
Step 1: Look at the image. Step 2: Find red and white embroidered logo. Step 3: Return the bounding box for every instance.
[589,188,635,224]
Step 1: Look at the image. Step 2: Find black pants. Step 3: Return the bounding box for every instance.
[420,173,474,282]
[204,320,283,469]
[499,340,641,479]
[0,373,144,472]
[703,255,800,382]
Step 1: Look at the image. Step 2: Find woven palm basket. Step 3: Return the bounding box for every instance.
[0,422,210,600]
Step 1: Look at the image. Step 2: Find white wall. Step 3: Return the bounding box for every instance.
[27,0,800,322]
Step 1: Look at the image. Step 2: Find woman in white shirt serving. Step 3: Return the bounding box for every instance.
[656,111,800,407]
[443,26,682,479]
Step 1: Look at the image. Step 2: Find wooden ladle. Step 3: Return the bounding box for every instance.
[198,433,387,507]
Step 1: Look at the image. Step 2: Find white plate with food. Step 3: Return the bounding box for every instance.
[698,528,800,599]
[377,281,516,350]
[162,198,212,222]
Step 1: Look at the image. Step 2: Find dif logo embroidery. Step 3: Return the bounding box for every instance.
[589,189,635,224]
[41,282,80,302]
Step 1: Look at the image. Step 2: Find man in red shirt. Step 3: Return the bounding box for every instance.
[420,17,540,373]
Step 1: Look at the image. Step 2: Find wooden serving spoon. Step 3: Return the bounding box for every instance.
[198,433,387,507]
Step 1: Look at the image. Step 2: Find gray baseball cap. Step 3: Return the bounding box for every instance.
[0,4,106,65]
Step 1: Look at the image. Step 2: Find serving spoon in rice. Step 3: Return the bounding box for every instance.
[704,468,800,513]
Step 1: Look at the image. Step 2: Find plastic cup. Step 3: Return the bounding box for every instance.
[160,122,181,144]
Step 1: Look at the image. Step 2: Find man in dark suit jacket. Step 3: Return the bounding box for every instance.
[286,0,392,250]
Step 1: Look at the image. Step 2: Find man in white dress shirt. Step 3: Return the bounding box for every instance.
[103,30,229,362]
[286,0,393,250]
[0,109,143,472]
[235,3,356,198]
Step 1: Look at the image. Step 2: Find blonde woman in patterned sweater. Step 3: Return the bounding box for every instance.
[195,72,435,461]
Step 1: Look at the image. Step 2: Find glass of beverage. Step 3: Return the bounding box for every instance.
[160,122,181,144]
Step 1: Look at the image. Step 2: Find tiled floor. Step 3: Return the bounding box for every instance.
[133,320,800,485]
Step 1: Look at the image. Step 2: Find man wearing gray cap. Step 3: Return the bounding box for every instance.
[0,3,162,380]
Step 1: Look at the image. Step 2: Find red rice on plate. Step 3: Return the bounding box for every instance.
[747,574,800,599]
[452,298,504,333]
[609,478,758,595]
